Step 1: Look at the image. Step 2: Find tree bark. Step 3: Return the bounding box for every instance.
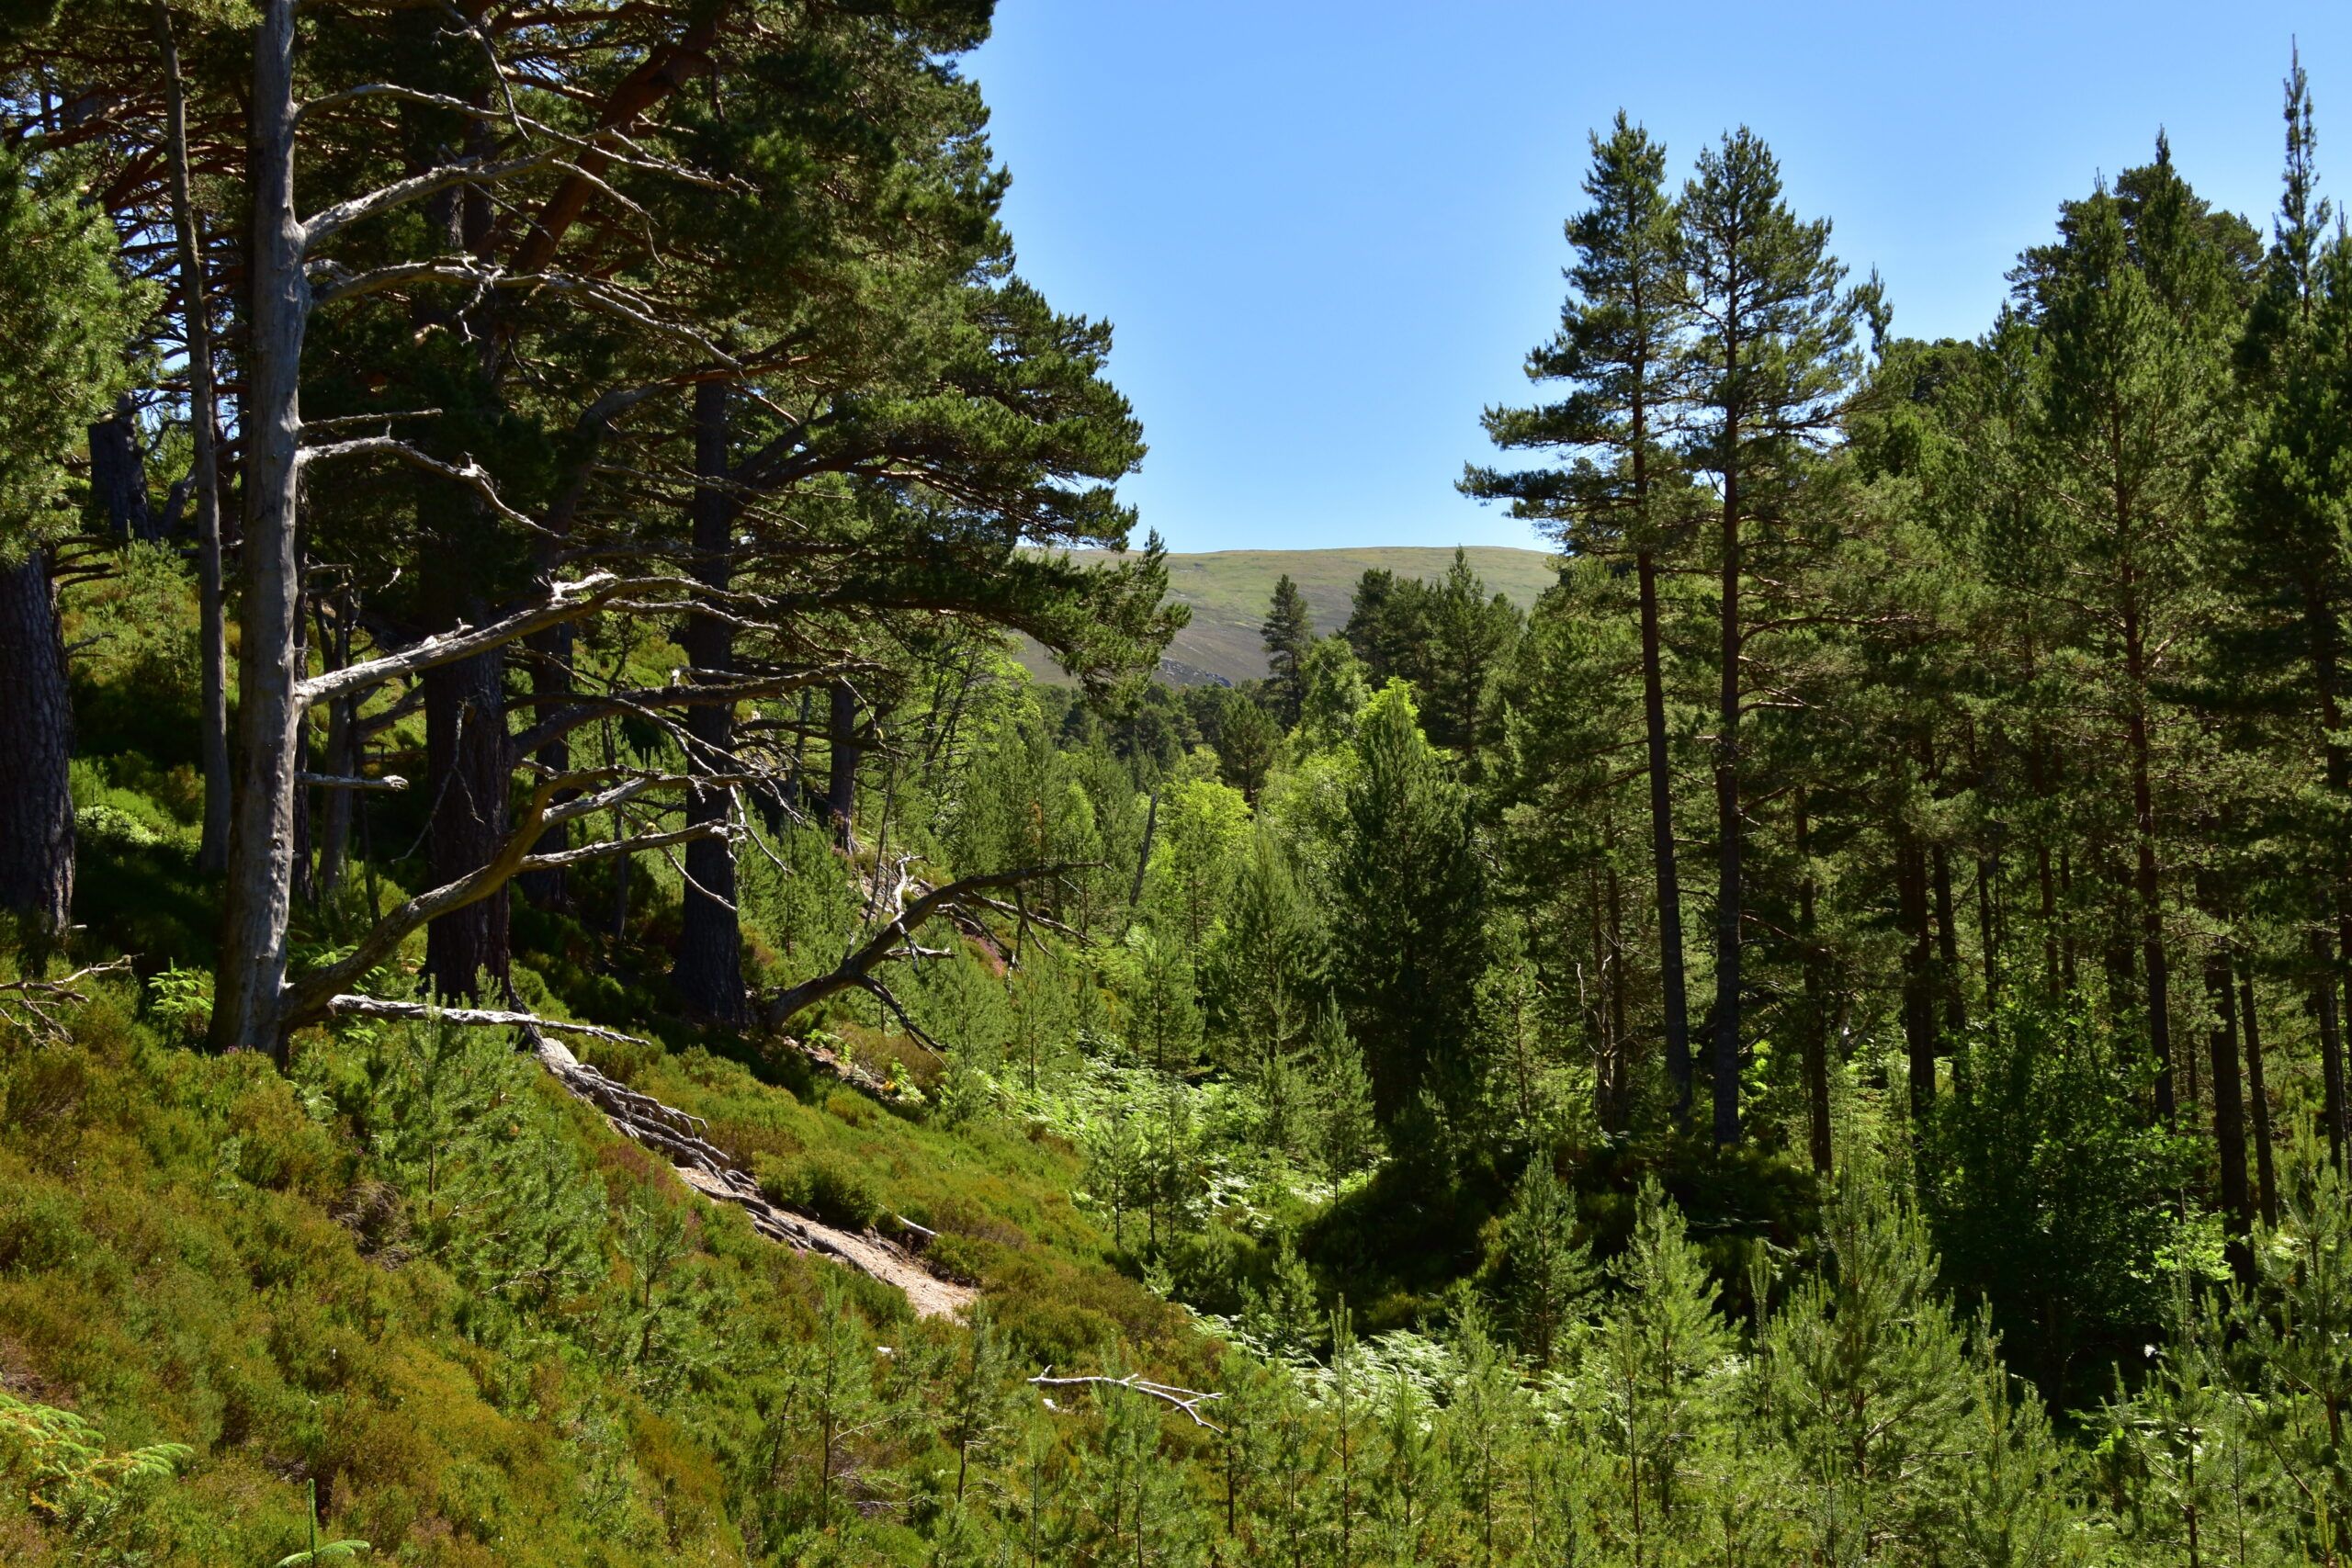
[2204,950,2250,1265]
[154,1,231,874]
[2315,934,2348,1169]
[1931,843,1965,1039]
[310,601,356,896]
[1797,792,1830,1175]
[422,646,512,999]
[673,379,746,1023]
[2122,587,2176,1122]
[2237,958,2277,1229]
[1711,466,1743,1146]
[1898,840,1935,1121]
[1637,550,1693,1119]
[0,550,73,941]
[828,678,860,850]
[86,394,153,542]
[514,621,575,909]
[212,0,309,1058]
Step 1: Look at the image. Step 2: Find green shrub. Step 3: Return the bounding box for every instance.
[754,1151,885,1231]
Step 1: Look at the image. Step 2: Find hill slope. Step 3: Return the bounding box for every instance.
[1035,545,1558,685]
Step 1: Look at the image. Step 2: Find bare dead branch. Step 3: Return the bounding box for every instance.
[0,958,135,1042]
[763,864,1082,1032]
[298,771,409,791]
[297,573,635,708]
[321,994,652,1045]
[1029,1370,1226,1433]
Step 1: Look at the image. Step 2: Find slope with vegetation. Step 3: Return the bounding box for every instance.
[1031,547,1558,686]
[4,5,2352,1565]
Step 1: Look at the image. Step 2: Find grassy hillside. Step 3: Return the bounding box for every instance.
[1030,546,1558,685]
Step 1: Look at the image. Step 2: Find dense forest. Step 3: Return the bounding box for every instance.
[2,1,2352,1562]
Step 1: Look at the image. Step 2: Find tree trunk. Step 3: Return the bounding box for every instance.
[514,621,575,909]
[421,647,512,999]
[1606,861,1630,1134]
[311,601,355,897]
[1711,473,1743,1146]
[1637,550,1693,1120]
[86,394,153,542]
[1975,853,2002,1022]
[1932,843,1965,1039]
[2204,950,2250,1265]
[1797,792,1830,1175]
[2315,935,2348,1168]
[154,1,231,874]
[673,379,745,1023]
[2123,592,2176,1122]
[212,0,308,1058]
[0,549,73,941]
[2239,958,2277,1227]
[828,678,860,850]
[1898,840,1935,1121]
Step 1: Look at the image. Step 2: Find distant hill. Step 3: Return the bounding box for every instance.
[1027,545,1559,686]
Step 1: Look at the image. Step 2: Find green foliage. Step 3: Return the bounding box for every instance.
[0,1384,190,1547]
[1332,682,1488,1124]
[0,143,146,551]
[1923,996,2191,1395]
[1494,1156,1594,1367]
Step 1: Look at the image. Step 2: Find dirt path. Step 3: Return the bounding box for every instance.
[530,1032,976,1320]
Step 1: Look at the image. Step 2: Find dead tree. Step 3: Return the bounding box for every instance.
[764,864,1080,1042]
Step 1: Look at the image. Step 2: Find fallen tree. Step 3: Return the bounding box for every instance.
[763,863,1084,1043]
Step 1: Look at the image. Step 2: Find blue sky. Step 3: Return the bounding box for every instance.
[968,2,2352,555]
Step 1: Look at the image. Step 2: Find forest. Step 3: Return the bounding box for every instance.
[0,0,2349,1563]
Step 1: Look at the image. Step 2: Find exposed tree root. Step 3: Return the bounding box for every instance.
[526,1030,976,1319]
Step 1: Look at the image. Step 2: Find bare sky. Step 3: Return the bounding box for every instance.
[971,1,2347,553]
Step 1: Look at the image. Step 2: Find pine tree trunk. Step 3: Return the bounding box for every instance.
[2239,958,2277,1227]
[514,620,574,909]
[2314,936,2348,1168]
[1797,793,1831,1175]
[828,678,860,850]
[673,379,746,1023]
[1637,549,1693,1118]
[154,1,231,874]
[212,0,308,1058]
[310,602,355,897]
[0,549,74,940]
[1711,473,1743,1146]
[1975,853,2002,1020]
[2204,951,2251,1264]
[1898,840,1935,1121]
[1606,862,1630,1133]
[1932,843,1965,1038]
[422,647,511,999]
[86,394,153,542]
[2122,589,2176,1122]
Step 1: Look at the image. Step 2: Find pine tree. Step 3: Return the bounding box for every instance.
[1122,924,1205,1078]
[1496,1156,1595,1369]
[1332,682,1489,1123]
[1212,691,1283,802]
[1588,1179,1734,1546]
[1678,127,1864,1143]
[0,143,145,939]
[1263,572,1316,728]
[1203,832,1320,1151]
[1466,110,1701,1116]
[941,1302,1021,1514]
[2019,147,2246,1125]
[1421,548,1521,760]
[1305,1000,1381,1192]
[2231,62,2352,1157]
[1758,1177,1973,1562]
